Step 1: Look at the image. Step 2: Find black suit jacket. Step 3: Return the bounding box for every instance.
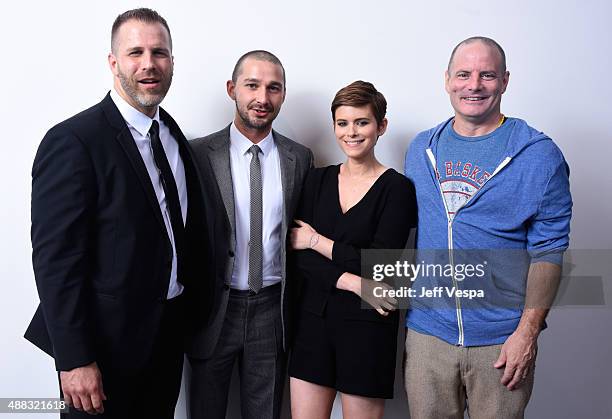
[24,93,213,372]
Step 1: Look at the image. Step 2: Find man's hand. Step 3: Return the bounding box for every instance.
[494,329,538,391]
[60,362,106,414]
[494,261,561,391]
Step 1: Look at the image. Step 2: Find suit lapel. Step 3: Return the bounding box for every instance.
[101,94,166,232]
[207,127,236,235]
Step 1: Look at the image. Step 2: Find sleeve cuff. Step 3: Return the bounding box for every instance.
[530,251,564,266]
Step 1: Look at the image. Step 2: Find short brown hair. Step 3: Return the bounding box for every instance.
[111,8,172,52]
[331,81,387,126]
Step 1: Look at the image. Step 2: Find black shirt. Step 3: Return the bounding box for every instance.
[293,165,417,320]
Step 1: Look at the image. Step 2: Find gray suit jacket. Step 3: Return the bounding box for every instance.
[187,125,313,359]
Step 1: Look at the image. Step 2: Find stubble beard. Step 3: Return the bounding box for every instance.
[236,102,276,131]
[117,68,172,110]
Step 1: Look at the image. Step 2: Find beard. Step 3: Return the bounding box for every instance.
[117,67,172,109]
[235,101,277,130]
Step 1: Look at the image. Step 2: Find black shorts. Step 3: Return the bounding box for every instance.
[288,292,399,399]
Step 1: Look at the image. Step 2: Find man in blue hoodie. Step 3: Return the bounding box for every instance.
[403,37,572,418]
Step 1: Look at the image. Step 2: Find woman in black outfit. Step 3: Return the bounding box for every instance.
[288,81,416,419]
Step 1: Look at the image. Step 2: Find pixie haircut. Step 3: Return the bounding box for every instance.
[231,50,286,87]
[331,81,387,126]
[448,36,506,73]
[111,8,172,52]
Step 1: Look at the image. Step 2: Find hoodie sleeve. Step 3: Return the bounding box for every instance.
[527,158,572,265]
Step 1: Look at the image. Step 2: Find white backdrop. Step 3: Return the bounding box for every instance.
[1,0,611,418]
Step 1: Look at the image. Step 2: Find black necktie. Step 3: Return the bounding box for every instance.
[149,120,185,280]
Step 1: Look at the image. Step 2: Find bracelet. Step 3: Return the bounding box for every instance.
[309,233,320,249]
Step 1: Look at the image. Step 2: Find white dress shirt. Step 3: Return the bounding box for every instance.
[110,89,187,299]
[229,123,284,290]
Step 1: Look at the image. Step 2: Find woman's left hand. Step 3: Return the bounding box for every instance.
[290,219,317,250]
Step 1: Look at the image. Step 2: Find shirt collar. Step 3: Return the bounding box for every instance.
[229,123,274,156]
[110,88,160,137]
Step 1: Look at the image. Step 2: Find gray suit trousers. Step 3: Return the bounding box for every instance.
[189,283,286,419]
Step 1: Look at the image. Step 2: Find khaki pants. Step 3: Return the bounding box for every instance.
[404,328,534,419]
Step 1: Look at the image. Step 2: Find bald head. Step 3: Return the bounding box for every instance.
[448,36,506,73]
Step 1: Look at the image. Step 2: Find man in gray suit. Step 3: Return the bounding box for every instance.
[188,50,313,419]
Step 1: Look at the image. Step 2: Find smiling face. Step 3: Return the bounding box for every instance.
[227,57,285,142]
[108,19,173,117]
[334,105,387,161]
[445,41,509,132]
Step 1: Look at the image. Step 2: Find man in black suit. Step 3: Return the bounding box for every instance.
[188,51,313,419]
[24,8,211,418]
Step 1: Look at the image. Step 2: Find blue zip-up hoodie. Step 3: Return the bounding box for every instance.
[404,117,572,346]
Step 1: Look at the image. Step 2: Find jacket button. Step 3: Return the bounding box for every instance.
[223,284,230,290]
[228,250,235,257]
